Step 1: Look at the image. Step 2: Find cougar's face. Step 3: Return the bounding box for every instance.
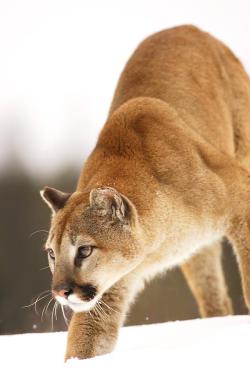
[41,186,141,312]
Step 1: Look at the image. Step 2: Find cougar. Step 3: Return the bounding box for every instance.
[41,25,250,360]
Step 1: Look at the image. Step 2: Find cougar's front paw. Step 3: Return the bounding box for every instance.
[64,348,93,362]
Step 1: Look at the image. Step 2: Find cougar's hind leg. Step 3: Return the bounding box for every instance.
[227,220,250,312]
[181,241,233,317]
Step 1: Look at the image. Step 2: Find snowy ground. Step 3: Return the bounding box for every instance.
[1,315,249,374]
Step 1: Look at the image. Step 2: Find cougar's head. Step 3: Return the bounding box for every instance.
[40,186,141,312]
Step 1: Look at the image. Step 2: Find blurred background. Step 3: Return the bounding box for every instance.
[0,0,249,335]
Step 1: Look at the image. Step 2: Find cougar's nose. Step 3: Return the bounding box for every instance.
[52,285,73,299]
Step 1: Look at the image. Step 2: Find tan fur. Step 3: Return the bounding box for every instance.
[41,25,250,360]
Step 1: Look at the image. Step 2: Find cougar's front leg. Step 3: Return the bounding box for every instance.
[65,278,133,361]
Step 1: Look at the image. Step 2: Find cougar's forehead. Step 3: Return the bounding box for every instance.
[46,190,133,254]
[47,194,90,249]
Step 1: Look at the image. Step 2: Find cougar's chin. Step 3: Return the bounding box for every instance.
[67,298,99,312]
[55,294,99,312]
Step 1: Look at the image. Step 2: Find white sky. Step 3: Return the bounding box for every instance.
[0,0,250,175]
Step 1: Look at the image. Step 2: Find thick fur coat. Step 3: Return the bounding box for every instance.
[41,25,250,360]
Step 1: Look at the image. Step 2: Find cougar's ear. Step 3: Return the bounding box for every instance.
[40,186,72,213]
[89,186,133,224]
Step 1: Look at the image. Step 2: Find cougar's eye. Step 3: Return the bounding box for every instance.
[48,248,55,260]
[77,246,93,259]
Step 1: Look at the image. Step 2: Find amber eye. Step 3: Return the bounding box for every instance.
[77,246,93,259]
[47,248,55,260]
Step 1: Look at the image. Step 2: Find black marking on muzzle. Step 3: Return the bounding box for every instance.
[80,284,97,301]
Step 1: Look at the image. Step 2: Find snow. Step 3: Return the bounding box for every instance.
[1,315,249,374]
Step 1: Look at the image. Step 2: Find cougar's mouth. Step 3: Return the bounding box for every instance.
[52,281,99,312]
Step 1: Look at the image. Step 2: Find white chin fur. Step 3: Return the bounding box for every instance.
[55,295,68,306]
[55,294,99,312]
